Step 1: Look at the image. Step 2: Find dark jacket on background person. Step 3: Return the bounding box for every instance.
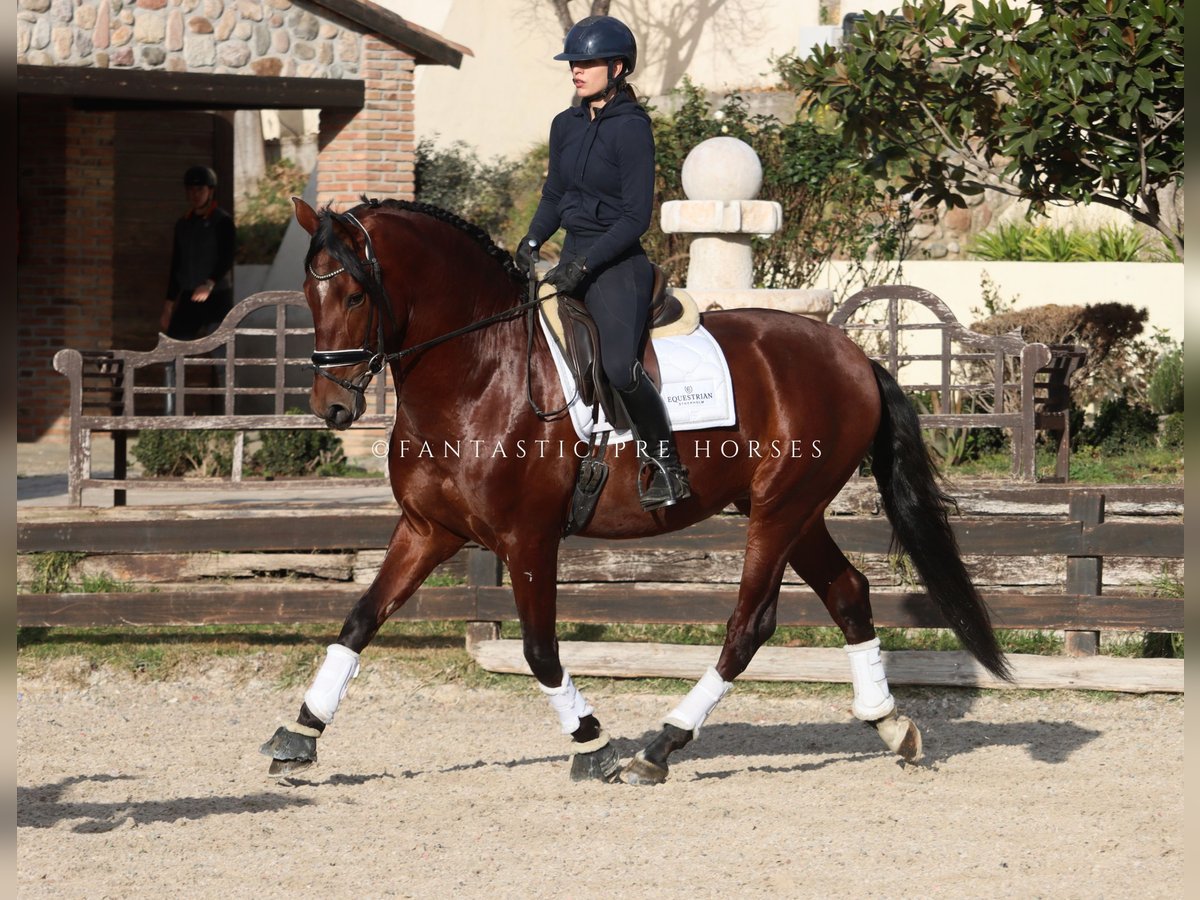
[165,201,235,339]
[526,90,655,271]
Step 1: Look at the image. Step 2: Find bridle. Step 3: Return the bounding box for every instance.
[307,209,571,419]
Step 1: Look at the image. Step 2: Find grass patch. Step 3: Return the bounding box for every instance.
[946,445,1183,482]
[21,552,140,594]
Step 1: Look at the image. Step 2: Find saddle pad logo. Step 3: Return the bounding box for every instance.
[664,380,717,409]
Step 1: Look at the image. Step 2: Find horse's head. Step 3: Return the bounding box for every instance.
[295,198,397,430]
[295,196,528,431]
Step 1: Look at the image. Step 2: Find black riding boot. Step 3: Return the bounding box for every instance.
[617,365,692,510]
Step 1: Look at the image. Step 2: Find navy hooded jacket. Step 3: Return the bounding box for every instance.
[527,90,655,273]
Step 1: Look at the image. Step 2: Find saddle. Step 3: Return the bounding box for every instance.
[540,264,700,431]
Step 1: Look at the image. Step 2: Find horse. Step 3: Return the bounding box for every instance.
[259,196,1011,784]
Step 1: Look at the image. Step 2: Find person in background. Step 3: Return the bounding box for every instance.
[161,166,235,413]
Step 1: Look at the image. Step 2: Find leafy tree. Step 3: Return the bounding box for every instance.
[546,0,610,35]
[781,0,1184,255]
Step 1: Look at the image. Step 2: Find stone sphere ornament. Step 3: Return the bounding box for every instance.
[681,136,763,201]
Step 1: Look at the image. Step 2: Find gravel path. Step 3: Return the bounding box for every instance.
[18,659,1182,899]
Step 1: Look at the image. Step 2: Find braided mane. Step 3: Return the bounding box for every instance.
[352,197,525,285]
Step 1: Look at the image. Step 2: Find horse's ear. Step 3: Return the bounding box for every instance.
[293,197,320,235]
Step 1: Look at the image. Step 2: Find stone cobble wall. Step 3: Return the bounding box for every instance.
[908,192,1024,261]
[16,0,362,79]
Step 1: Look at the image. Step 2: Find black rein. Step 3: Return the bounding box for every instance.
[307,211,568,419]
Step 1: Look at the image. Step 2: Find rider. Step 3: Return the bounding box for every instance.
[516,14,691,511]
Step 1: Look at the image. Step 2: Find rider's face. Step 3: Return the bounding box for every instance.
[186,184,214,211]
[571,58,622,99]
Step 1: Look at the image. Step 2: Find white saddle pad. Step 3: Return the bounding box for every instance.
[537,303,736,445]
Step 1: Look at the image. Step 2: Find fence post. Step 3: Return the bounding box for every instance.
[465,546,503,650]
[1065,491,1104,656]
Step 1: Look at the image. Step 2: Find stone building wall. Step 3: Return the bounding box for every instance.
[16,0,363,79]
[18,0,426,442]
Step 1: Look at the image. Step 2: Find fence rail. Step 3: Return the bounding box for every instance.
[18,487,1184,642]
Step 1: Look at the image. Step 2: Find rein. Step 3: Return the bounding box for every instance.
[308,210,568,419]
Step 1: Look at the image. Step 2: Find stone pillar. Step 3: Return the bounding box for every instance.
[660,137,833,321]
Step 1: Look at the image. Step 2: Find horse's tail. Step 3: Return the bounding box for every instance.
[869,361,1012,681]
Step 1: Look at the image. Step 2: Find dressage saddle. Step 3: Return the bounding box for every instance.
[543,264,696,430]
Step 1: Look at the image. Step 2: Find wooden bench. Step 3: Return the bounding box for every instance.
[53,291,392,506]
[54,285,1082,505]
[831,285,1084,480]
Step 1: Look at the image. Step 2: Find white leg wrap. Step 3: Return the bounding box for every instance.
[538,670,594,735]
[846,637,895,720]
[303,644,361,725]
[663,666,733,735]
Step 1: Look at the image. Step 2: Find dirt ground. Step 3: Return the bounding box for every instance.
[18,658,1182,899]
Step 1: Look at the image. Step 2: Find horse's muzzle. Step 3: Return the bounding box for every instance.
[323,403,358,430]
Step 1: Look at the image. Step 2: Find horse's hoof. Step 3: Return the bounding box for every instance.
[260,725,318,770]
[619,752,669,786]
[872,713,924,763]
[268,757,315,777]
[570,742,622,783]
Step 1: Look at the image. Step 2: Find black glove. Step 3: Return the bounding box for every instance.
[514,235,540,277]
[545,257,590,295]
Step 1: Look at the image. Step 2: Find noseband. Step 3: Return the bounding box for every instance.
[307,210,558,415]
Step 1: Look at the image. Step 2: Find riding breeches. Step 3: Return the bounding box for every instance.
[567,243,653,392]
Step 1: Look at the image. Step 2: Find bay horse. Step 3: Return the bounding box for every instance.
[260,197,1011,784]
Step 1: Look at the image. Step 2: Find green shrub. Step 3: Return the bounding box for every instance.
[1160,411,1184,451]
[1147,346,1184,414]
[967,223,1032,261]
[968,222,1160,262]
[415,137,520,240]
[251,413,348,476]
[236,159,310,264]
[1079,398,1159,454]
[133,430,234,477]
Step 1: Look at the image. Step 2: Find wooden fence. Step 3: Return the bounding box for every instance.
[18,484,1182,635]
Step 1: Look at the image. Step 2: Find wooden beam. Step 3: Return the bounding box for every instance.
[16,584,1180,631]
[313,0,465,67]
[468,640,1185,694]
[17,65,365,110]
[16,586,479,627]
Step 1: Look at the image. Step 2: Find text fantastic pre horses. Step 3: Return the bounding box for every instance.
[260,197,1011,783]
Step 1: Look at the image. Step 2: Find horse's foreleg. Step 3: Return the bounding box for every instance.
[506,546,621,783]
[622,518,791,786]
[260,518,465,775]
[788,522,923,762]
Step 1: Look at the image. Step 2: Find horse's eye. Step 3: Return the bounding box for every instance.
[346,292,366,308]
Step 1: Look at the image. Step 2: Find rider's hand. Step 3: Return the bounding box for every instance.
[515,235,540,277]
[545,257,589,295]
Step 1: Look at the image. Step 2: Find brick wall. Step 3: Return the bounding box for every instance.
[317,36,415,208]
[18,98,116,442]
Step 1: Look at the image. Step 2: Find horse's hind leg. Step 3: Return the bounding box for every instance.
[622,515,793,786]
[788,521,923,762]
[260,517,464,775]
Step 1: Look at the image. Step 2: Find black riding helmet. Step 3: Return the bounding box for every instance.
[183,166,218,188]
[554,15,637,97]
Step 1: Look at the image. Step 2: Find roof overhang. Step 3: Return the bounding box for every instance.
[17,65,365,111]
[315,0,468,67]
